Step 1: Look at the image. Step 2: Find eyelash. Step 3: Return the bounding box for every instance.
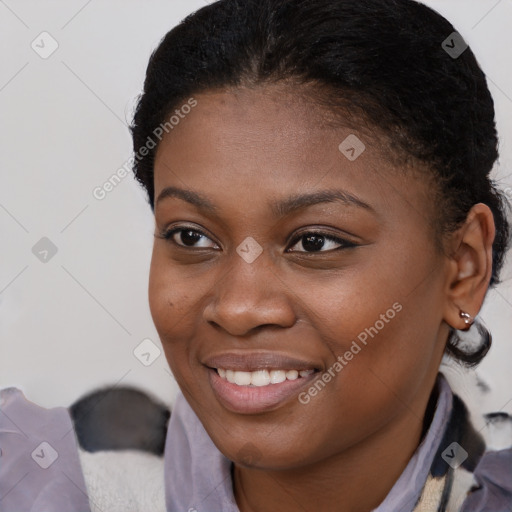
[157,226,357,253]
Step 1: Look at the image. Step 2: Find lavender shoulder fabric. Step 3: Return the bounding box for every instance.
[164,393,238,512]
[0,387,91,512]
[460,447,512,511]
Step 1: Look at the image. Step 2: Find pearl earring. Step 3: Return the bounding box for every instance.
[459,310,474,328]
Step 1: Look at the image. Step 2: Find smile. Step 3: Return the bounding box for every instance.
[216,368,316,387]
[207,367,319,414]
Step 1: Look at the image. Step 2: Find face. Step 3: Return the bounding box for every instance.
[149,85,450,470]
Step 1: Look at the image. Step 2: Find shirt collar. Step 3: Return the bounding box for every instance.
[373,373,453,511]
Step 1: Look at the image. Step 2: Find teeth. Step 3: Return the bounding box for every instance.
[252,370,271,386]
[216,368,314,386]
[286,370,299,380]
[234,371,252,386]
[270,370,286,384]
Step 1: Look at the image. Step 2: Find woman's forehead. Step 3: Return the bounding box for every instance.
[153,87,433,226]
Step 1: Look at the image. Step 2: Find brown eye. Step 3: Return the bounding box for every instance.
[288,232,357,253]
[160,227,219,249]
[176,229,204,247]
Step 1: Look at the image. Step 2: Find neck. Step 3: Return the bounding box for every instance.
[234,382,439,512]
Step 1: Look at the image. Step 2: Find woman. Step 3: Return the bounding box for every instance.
[1,0,511,510]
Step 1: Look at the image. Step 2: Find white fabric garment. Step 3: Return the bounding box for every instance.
[77,448,166,512]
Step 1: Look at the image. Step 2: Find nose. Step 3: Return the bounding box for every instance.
[203,251,296,337]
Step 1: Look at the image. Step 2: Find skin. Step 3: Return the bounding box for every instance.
[149,84,495,512]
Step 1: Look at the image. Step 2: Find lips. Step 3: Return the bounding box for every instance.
[203,352,321,413]
[203,352,320,373]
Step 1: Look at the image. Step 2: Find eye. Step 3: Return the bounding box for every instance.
[287,231,357,253]
[157,226,357,253]
[158,226,219,249]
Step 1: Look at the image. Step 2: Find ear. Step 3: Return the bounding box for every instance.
[443,203,495,330]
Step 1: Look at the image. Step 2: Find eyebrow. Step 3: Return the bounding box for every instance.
[156,186,374,217]
[269,189,373,217]
[156,186,218,213]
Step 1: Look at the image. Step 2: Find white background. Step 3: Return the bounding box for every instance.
[1,0,511,412]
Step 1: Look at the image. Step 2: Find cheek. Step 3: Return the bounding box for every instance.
[147,248,215,377]
[148,250,192,342]
[148,244,200,314]
[331,283,445,428]
[302,246,445,394]
[148,256,193,389]
[148,255,171,331]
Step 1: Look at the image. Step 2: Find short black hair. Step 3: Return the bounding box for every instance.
[130,0,510,364]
